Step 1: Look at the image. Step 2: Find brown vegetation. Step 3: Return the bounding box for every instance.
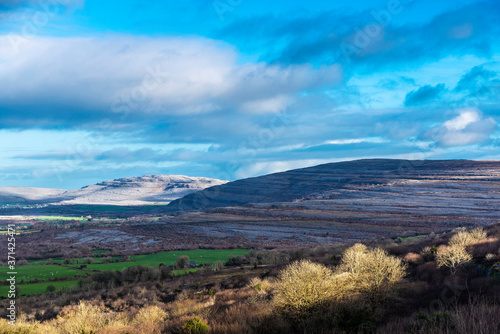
[0,224,499,333]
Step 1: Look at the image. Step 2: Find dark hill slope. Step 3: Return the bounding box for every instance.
[167,159,500,213]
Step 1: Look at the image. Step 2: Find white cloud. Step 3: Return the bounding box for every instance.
[239,95,291,114]
[442,109,480,131]
[322,137,388,145]
[429,108,497,147]
[0,35,342,118]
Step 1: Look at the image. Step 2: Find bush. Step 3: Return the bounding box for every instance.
[436,245,472,274]
[212,260,224,271]
[449,228,487,246]
[53,301,108,333]
[273,260,341,320]
[337,243,407,310]
[404,252,424,264]
[46,285,56,293]
[176,255,190,269]
[248,277,273,294]
[132,305,168,333]
[181,316,209,334]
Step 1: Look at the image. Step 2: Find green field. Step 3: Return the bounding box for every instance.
[36,216,86,221]
[1,249,249,296]
[84,261,141,271]
[73,205,132,212]
[171,268,200,276]
[0,265,86,282]
[35,216,120,223]
[0,280,81,297]
[84,249,249,271]
[401,234,429,241]
[28,256,122,265]
[91,250,110,254]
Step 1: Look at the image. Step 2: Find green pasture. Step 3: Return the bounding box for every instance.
[0,265,85,283]
[28,256,122,266]
[36,216,86,221]
[91,250,110,254]
[171,268,200,276]
[401,234,429,241]
[84,249,249,271]
[0,249,249,296]
[0,279,81,297]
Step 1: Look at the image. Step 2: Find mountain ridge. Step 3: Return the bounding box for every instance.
[166,159,500,213]
[0,175,228,206]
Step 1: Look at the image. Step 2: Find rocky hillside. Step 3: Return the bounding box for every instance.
[167,159,500,223]
[0,175,227,206]
[0,187,66,204]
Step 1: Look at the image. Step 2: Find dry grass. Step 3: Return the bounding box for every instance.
[0,301,167,334]
[378,300,500,334]
[167,297,214,319]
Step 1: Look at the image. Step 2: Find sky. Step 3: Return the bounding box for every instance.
[0,0,499,189]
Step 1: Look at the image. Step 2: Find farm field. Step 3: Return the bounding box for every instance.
[28,256,123,265]
[0,280,81,296]
[171,268,200,276]
[84,249,249,271]
[0,265,85,283]
[1,249,249,296]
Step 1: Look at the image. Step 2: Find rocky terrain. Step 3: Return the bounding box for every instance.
[166,159,500,231]
[168,159,500,212]
[3,159,500,248]
[0,175,227,206]
[0,187,66,203]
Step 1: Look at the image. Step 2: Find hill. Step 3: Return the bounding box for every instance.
[167,159,500,224]
[0,175,227,206]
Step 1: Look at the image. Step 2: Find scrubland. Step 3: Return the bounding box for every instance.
[0,224,499,333]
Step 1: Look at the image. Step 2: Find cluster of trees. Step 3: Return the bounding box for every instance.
[273,243,407,322]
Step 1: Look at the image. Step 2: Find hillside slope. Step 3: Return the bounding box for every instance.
[167,159,500,219]
[0,187,66,204]
[0,175,227,205]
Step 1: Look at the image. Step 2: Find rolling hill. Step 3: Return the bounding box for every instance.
[167,159,500,225]
[0,175,227,206]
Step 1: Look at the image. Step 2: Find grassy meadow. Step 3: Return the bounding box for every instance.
[0,249,249,296]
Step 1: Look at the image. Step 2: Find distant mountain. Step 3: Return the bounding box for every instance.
[0,187,66,204]
[0,175,227,206]
[167,159,500,220]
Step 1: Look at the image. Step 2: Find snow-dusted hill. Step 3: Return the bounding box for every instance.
[0,175,227,205]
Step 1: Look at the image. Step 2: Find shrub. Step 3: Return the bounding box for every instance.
[485,253,496,261]
[176,255,190,269]
[404,252,424,264]
[132,305,168,333]
[248,277,273,294]
[337,243,407,310]
[273,260,341,320]
[436,245,472,274]
[407,311,457,332]
[421,246,437,256]
[470,227,488,240]
[46,285,56,293]
[212,260,224,271]
[181,316,209,334]
[449,228,487,246]
[53,301,108,333]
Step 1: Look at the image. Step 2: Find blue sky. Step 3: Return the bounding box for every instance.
[0,0,499,189]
